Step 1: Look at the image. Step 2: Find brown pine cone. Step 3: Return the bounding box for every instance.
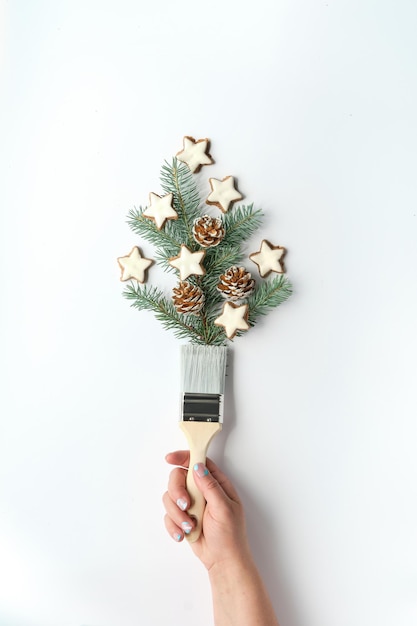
[192,215,225,248]
[172,281,205,315]
[217,266,255,301]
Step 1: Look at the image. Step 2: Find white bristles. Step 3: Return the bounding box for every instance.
[180,345,227,394]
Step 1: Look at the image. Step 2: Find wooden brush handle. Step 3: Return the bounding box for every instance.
[179,421,222,543]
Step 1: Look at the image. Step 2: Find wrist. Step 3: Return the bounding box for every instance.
[208,551,257,588]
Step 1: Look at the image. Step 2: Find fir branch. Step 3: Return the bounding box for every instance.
[153,249,181,274]
[160,159,201,249]
[222,204,264,248]
[122,282,222,345]
[247,274,293,324]
[195,307,228,346]
[201,325,228,346]
[126,159,202,262]
[127,207,181,258]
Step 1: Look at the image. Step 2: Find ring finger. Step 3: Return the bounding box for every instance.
[162,490,195,537]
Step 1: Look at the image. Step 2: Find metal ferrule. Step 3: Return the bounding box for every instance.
[181,392,224,423]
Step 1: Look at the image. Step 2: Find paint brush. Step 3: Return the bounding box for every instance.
[179,344,228,543]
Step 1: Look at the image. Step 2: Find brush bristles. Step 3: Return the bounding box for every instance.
[181,345,227,394]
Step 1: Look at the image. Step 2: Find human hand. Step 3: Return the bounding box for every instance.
[163,451,253,572]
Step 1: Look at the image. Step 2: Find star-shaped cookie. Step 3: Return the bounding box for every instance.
[143,192,178,230]
[117,246,154,283]
[176,136,214,173]
[206,176,243,213]
[214,302,250,339]
[249,240,286,277]
[169,245,206,280]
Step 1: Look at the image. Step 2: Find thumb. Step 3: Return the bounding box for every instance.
[193,462,228,508]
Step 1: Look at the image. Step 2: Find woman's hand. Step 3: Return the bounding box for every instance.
[163,451,252,571]
[163,451,280,625]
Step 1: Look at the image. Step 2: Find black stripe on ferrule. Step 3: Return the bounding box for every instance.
[182,393,222,422]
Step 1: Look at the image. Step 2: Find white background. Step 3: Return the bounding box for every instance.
[1,1,417,625]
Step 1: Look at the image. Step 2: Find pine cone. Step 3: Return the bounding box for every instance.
[192,215,225,248]
[217,266,255,301]
[172,281,205,315]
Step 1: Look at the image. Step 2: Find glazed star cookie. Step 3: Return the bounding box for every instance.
[169,244,206,280]
[249,240,286,277]
[206,176,243,213]
[143,192,178,230]
[176,136,214,173]
[117,246,153,283]
[214,302,249,339]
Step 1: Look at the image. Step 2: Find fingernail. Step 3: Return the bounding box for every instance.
[173,532,182,542]
[181,521,193,534]
[193,463,209,478]
[176,498,188,511]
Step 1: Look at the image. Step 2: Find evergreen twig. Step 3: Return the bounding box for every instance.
[123,283,207,344]
[127,208,180,258]
[247,274,293,324]
[222,204,264,247]
[160,159,201,249]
